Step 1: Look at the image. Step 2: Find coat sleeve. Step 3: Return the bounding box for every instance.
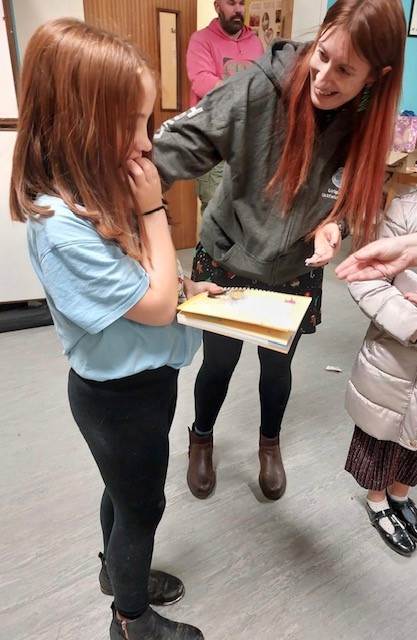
[153,63,271,188]
[153,79,240,187]
[348,197,417,346]
[186,32,222,101]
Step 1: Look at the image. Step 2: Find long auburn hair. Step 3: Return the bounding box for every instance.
[10,18,152,261]
[268,0,406,248]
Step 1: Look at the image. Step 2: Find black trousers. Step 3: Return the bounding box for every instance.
[68,366,178,618]
[193,330,302,439]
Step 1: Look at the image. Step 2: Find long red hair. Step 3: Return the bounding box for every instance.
[269,0,406,248]
[10,18,152,261]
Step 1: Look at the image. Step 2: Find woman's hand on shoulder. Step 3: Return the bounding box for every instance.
[306,222,342,268]
[127,157,163,214]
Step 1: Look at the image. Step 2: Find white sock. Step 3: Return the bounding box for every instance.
[388,492,409,503]
[367,498,395,535]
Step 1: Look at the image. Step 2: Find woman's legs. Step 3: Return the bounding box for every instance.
[193,331,243,435]
[68,366,177,618]
[189,329,302,500]
[187,332,242,498]
[193,329,302,437]
[257,331,302,439]
[256,333,302,499]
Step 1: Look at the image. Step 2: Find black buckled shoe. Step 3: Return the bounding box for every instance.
[387,495,417,541]
[110,603,204,640]
[99,553,185,606]
[366,504,416,556]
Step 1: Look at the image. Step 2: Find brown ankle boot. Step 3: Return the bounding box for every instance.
[187,428,216,499]
[258,434,286,500]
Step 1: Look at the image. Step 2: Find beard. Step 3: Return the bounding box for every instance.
[218,10,244,35]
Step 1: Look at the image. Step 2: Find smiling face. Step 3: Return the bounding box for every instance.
[215,0,245,35]
[309,27,373,111]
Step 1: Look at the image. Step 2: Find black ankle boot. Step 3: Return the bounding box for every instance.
[110,603,204,639]
[99,553,185,605]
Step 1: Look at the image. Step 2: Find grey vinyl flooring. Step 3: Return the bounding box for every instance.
[1,244,415,640]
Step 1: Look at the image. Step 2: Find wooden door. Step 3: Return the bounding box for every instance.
[83,0,198,249]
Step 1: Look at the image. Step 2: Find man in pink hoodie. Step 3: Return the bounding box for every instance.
[187,0,263,213]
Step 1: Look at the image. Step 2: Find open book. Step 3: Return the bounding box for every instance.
[177,288,312,353]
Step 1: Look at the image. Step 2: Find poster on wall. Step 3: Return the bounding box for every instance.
[245,0,283,51]
[410,0,417,37]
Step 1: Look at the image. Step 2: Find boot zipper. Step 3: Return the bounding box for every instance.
[121,620,129,639]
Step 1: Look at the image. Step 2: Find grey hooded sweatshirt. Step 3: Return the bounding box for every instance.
[153,40,353,285]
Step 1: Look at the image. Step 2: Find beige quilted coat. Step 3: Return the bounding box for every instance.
[345,191,417,451]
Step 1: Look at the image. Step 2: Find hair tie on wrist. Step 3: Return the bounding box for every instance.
[141,204,167,216]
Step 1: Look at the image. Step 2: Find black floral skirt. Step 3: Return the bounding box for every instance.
[191,243,323,334]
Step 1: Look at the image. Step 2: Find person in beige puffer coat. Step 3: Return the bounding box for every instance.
[345,190,417,557]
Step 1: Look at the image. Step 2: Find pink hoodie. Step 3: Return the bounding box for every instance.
[186,18,264,107]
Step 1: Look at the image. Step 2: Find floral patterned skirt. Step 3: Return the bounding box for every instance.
[191,243,323,334]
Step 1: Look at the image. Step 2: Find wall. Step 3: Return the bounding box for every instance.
[197,0,216,29]
[0,4,17,119]
[292,0,327,41]
[401,0,417,112]
[197,0,327,39]
[327,0,417,113]
[0,1,85,302]
[11,0,84,64]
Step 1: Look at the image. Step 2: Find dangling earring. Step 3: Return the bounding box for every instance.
[357,84,372,113]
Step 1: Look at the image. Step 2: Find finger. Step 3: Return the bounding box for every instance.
[351,244,380,262]
[314,235,334,255]
[344,267,383,282]
[127,159,145,178]
[127,175,139,194]
[335,255,363,278]
[306,249,333,266]
[205,283,224,294]
[404,292,417,304]
[306,259,329,267]
[136,157,158,179]
[305,253,321,266]
[327,227,341,249]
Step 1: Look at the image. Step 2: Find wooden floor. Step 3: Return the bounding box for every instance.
[1,247,416,640]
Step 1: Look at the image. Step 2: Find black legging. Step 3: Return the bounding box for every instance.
[193,330,302,439]
[68,365,178,619]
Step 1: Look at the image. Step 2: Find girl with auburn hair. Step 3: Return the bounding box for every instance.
[153,0,407,501]
[10,17,221,640]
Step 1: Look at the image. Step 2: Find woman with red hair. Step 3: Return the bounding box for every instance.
[154,0,407,501]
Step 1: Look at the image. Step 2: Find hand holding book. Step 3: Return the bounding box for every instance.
[177,288,311,353]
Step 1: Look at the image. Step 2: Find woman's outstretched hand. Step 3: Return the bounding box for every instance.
[335,235,417,282]
[306,222,342,268]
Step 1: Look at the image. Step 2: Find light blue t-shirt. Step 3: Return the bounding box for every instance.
[26,195,201,381]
